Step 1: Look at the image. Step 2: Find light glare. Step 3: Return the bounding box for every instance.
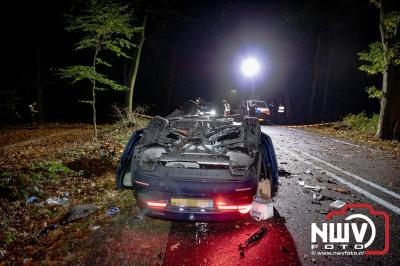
[241,57,260,77]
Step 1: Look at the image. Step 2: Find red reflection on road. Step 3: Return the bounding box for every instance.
[163,214,301,266]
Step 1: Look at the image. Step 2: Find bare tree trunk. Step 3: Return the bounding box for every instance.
[308,33,321,122]
[375,0,400,140]
[92,83,97,138]
[123,60,130,108]
[36,49,43,122]
[92,47,100,139]
[376,65,400,139]
[128,15,147,117]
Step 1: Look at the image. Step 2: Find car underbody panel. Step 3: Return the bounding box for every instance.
[116,104,278,221]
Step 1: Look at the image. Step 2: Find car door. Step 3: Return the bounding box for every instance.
[116,129,143,189]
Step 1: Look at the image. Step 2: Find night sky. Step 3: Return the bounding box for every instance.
[3,0,381,124]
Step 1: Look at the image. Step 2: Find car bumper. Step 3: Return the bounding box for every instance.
[143,206,250,222]
[133,172,257,222]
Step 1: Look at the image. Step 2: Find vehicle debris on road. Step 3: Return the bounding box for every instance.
[195,222,208,233]
[312,193,324,202]
[170,242,181,251]
[26,196,38,204]
[278,168,291,177]
[239,226,267,256]
[312,193,335,202]
[311,193,323,205]
[298,181,325,193]
[330,187,351,194]
[106,206,120,216]
[303,184,324,193]
[330,200,346,209]
[90,225,101,231]
[61,204,98,224]
[45,197,69,206]
[251,197,274,221]
[326,179,337,184]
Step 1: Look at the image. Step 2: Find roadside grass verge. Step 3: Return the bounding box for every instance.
[303,112,400,157]
[342,112,379,135]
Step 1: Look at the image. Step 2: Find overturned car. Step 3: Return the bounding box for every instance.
[116,103,278,222]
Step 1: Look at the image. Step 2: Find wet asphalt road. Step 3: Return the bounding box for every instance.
[87,126,400,266]
[259,126,400,266]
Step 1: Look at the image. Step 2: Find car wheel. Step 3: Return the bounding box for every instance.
[139,116,169,145]
[243,117,261,153]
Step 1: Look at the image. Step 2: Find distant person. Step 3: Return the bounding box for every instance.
[222,100,230,117]
[277,102,286,124]
[28,102,38,126]
[195,97,204,107]
[248,100,256,117]
[269,100,276,123]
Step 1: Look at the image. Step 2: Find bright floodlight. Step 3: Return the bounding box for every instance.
[241,57,260,77]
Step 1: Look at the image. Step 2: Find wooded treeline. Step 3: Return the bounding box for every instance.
[2,0,399,139]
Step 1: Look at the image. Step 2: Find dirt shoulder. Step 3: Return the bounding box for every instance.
[0,123,150,264]
[0,124,94,148]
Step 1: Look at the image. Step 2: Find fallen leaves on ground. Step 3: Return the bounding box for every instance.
[304,124,400,158]
[0,123,137,264]
[329,187,351,194]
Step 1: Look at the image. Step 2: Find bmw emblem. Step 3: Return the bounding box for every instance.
[188,214,195,221]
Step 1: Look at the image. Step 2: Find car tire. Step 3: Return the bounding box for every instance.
[139,116,169,145]
[244,117,261,153]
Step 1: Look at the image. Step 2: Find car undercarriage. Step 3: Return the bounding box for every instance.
[132,115,261,181]
[116,104,278,221]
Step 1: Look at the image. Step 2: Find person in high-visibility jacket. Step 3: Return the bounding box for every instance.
[222,100,231,117]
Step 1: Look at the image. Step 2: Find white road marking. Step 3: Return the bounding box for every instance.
[331,139,360,148]
[293,148,400,201]
[281,147,400,215]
